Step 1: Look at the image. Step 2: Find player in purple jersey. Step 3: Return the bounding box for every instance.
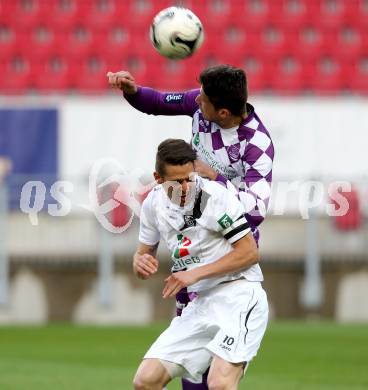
[107,65,274,389]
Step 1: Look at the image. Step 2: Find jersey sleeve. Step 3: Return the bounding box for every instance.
[205,184,251,245]
[215,137,274,229]
[124,87,199,117]
[138,196,160,246]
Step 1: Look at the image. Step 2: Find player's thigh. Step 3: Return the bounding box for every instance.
[133,358,171,388]
[207,355,243,389]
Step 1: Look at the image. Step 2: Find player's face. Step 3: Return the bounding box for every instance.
[195,87,218,121]
[195,87,229,123]
[160,162,196,207]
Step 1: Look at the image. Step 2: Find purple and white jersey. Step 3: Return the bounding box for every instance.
[124,87,274,242]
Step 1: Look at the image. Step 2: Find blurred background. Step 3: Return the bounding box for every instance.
[0,0,367,326]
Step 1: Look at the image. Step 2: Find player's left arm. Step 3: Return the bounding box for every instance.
[162,231,258,298]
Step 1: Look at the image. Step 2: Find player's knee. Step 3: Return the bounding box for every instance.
[207,375,228,390]
[133,358,170,389]
[133,370,160,390]
[133,374,154,390]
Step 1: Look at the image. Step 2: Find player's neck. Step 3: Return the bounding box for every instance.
[217,113,248,129]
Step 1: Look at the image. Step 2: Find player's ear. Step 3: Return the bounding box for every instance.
[218,108,231,118]
[154,171,164,184]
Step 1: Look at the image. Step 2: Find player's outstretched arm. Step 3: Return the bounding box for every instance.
[107,70,199,117]
[162,233,258,298]
[133,242,159,280]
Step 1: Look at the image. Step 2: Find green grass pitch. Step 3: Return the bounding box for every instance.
[0,322,367,389]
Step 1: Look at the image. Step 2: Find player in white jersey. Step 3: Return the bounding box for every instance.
[133,139,268,390]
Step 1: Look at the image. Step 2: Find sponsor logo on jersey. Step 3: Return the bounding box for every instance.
[165,93,184,103]
[172,234,202,271]
[227,144,240,162]
[193,133,200,146]
[192,139,238,180]
[183,215,196,228]
[173,234,191,258]
[218,214,234,229]
[172,256,201,271]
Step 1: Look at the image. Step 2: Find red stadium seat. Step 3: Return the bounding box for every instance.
[45,0,81,31]
[270,56,308,94]
[0,55,33,93]
[73,53,110,92]
[357,0,368,27]
[348,56,368,94]
[291,26,330,61]
[5,0,49,29]
[243,56,273,93]
[308,57,347,93]
[24,25,64,61]
[329,26,364,61]
[192,0,232,29]
[313,0,359,30]
[63,25,94,60]
[93,27,132,60]
[80,0,130,30]
[33,55,72,91]
[231,0,275,31]
[205,28,258,60]
[121,53,157,87]
[256,26,292,62]
[123,0,157,33]
[154,58,200,90]
[0,23,18,58]
[272,0,313,30]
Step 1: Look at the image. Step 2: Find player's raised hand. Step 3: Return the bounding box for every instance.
[133,253,159,280]
[106,71,138,94]
[162,271,199,298]
[194,159,217,180]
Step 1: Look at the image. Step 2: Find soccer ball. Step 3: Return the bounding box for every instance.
[150,7,204,60]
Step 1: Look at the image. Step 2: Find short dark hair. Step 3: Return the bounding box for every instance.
[155,139,197,176]
[199,65,248,116]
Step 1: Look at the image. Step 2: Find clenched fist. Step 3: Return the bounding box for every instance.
[133,253,159,280]
[106,70,138,94]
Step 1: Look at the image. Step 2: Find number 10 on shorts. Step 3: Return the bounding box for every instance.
[223,335,234,345]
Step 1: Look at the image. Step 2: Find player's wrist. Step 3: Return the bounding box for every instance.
[208,169,217,180]
[123,85,139,95]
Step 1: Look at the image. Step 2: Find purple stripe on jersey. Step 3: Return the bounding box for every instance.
[243,167,263,186]
[215,173,228,187]
[265,170,273,182]
[211,131,224,150]
[237,127,253,142]
[265,144,274,157]
[244,144,265,165]
[250,226,260,246]
[198,113,211,133]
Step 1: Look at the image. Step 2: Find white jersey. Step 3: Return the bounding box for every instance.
[139,176,264,292]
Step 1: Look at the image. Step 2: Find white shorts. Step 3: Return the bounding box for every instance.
[144,280,268,383]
